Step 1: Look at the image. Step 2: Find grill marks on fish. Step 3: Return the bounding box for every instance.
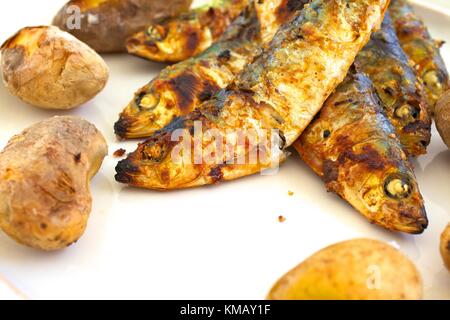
[275,0,308,25]
[209,165,225,182]
[114,0,306,140]
[168,72,201,113]
[115,4,261,139]
[296,70,427,234]
[126,0,249,63]
[186,30,201,54]
[390,0,449,112]
[337,144,388,171]
[255,0,308,44]
[115,0,390,190]
[354,13,431,156]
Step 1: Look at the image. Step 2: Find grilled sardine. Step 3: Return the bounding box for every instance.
[115,0,306,140]
[355,13,431,156]
[390,0,449,113]
[116,0,390,190]
[295,69,428,234]
[126,0,249,63]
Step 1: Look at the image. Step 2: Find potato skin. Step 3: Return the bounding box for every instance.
[53,0,193,53]
[0,116,108,251]
[441,223,450,271]
[435,90,450,149]
[1,26,109,110]
[268,239,422,300]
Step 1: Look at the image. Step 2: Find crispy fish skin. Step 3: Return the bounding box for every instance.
[115,0,390,190]
[115,0,307,140]
[295,70,427,234]
[115,5,261,139]
[390,0,449,113]
[126,0,249,63]
[355,13,431,156]
[256,0,310,45]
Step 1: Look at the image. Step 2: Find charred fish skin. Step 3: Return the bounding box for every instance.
[115,0,307,140]
[126,0,249,63]
[296,70,428,234]
[115,4,261,139]
[115,0,390,190]
[390,0,449,113]
[355,13,431,156]
[256,0,311,45]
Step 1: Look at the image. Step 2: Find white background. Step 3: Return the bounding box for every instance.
[0,0,449,299]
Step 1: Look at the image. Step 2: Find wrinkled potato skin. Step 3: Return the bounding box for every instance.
[435,90,450,149]
[268,239,422,300]
[53,0,193,53]
[1,26,109,110]
[0,116,108,251]
[441,223,450,271]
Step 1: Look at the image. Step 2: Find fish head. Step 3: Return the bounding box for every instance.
[115,67,222,140]
[114,85,163,139]
[350,143,428,234]
[115,111,207,190]
[422,67,449,106]
[126,14,212,63]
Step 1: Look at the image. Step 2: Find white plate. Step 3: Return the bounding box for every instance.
[0,0,449,300]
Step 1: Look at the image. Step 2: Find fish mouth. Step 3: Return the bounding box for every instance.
[398,206,429,234]
[115,134,175,188]
[401,121,432,155]
[380,203,428,234]
[397,215,428,234]
[114,116,133,139]
[115,158,140,184]
[115,111,160,139]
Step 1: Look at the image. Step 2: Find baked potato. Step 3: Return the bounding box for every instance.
[441,223,450,271]
[0,116,108,251]
[268,239,423,300]
[53,0,193,53]
[1,26,109,110]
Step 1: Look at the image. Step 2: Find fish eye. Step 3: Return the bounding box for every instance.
[394,104,420,121]
[323,130,331,138]
[384,174,413,199]
[143,142,168,162]
[135,91,160,110]
[146,25,166,41]
[423,70,444,90]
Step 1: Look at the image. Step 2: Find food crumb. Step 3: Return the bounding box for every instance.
[278,215,286,223]
[288,191,294,196]
[114,148,126,158]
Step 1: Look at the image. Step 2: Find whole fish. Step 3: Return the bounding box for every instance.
[126,0,249,63]
[295,69,428,234]
[115,0,390,190]
[115,0,307,140]
[390,0,449,113]
[355,13,431,156]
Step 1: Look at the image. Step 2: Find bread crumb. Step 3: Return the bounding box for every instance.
[113,148,126,158]
[278,215,286,223]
